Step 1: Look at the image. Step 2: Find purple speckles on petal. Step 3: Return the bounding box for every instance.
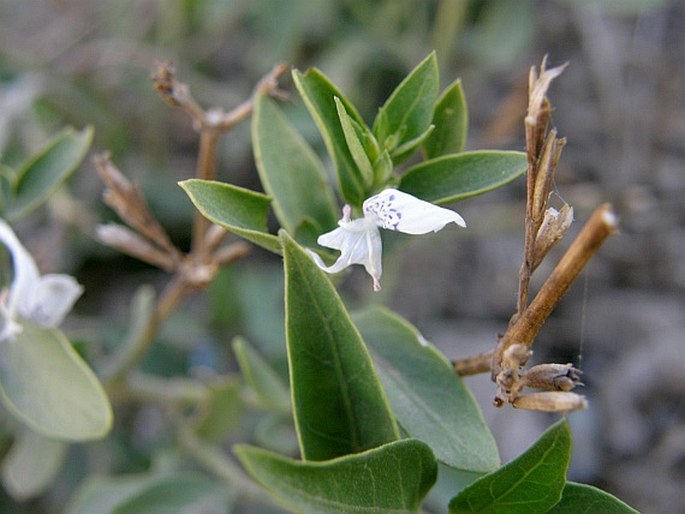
[364,192,405,231]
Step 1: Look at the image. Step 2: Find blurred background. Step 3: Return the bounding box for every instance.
[1,0,683,512]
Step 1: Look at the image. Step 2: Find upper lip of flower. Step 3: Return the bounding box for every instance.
[307,188,465,291]
[0,220,83,341]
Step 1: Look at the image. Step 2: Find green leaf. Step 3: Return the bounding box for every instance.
[280,230,398,460]
[372,149,394,187]
[372,52,439,163]
[66,474,158,514]
[548,482,640,514]
[194,376,244,442]
[390,124,435,164]
[254,412,299,456]
[6,126,93,220]
[102,284,156,379]
[354,306,499,473]
[235,438,437,514]
[0,164,15,214]
[253,95,338,237]
[0,322,112,441]
[448,419,572,513]
[179,179,280,253]
[423,79,468,158]
[1,430,68,501]
[293,67,367,207]
[232,336,290,413]
[66,473,230,514]
[335,97,374,188]
[399,151,527,205]
[111,473,230,514]
[425,464,484,513]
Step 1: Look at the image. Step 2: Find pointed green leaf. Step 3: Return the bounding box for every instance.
[335,97,374,188]
[391,124,435,163]
[232,336,290,413]
[449,420,572,513]
[1,430,68,501]
[236,438,437,514]
[293,68,367,207]
[372,52,439,163]
[7,126,93,220]
[423,79,468,158]
[354,306,499,473]
[548,482,639,513]
[0,164,15,214]
[0,323,112,441]
[373,149,394,187]
[253,95,338,236]
[180,179,280,254]
[281,230,398,460]
[399,150,527,205]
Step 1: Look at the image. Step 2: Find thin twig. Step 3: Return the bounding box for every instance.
[101,63,286,391]
[492,204,618,377]
[453,350,493,376]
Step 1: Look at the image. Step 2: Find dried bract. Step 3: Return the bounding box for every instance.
[512,391,588,412]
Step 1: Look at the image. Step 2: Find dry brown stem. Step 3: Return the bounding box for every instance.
[151,61,288,132]
[516,58,569,320]
[493,203,618,375]
[96,223,178,272]
[101,63,286,390]
[151,61,287,256]
[452,350,494,376]
[452,58,618,413]
[94,152,182,265]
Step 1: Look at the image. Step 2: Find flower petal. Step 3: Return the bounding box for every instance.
[0,220,41,318]
[308,220,383,291]
[0,293,22,342]
[363,188,466,234]
[21,274,84,329]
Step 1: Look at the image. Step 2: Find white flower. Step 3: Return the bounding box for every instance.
[0,220,83,342]
[308,188,465,291]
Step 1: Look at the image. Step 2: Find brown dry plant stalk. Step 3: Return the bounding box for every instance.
[453,58,618,413]
[98,62,286,390]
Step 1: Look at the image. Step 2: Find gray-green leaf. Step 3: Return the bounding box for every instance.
[232,336,290,413]
[1,430,68,501]
[6,126,93,220]
[180,179,280,253]
[335,97,374,189]
[449,419,571,513]
[281,230,398,461]
[236,438,437,514]
[423,79,468,158]
[399,150,527,205]
[0,322,112,441]
[354,306,499,473]
[66,472,230,514]
[293,67,367,207]
[548,482,640,513]
[372,52,439,164]
[253,95,338,236]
